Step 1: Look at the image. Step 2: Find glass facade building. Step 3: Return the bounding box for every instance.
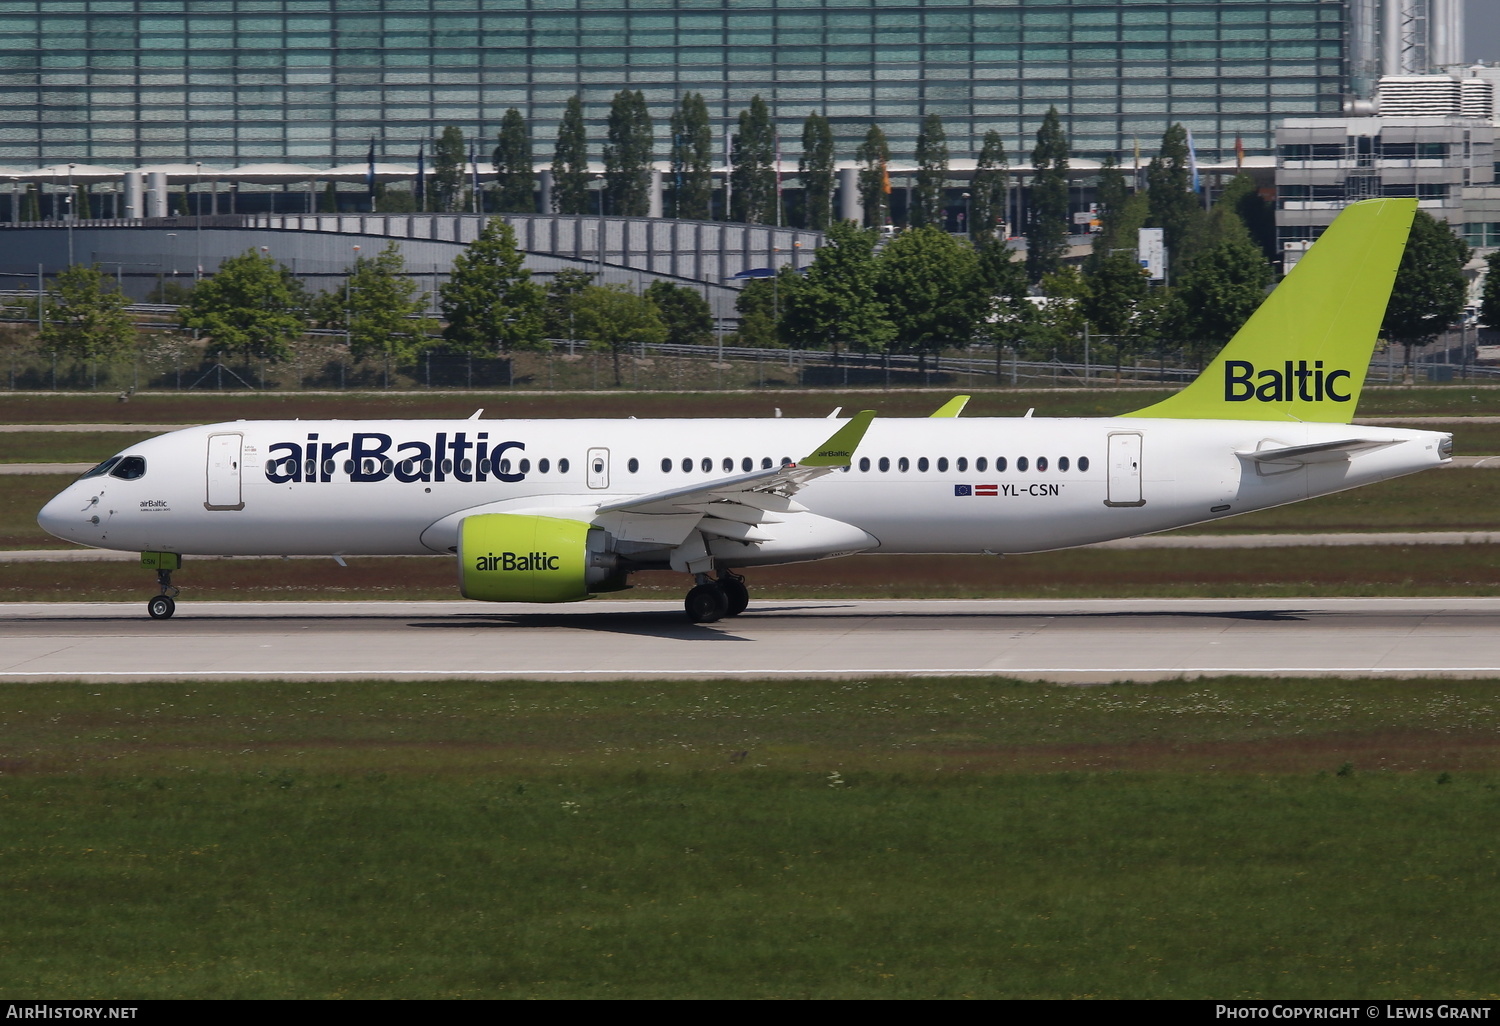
[0,0,1348,170]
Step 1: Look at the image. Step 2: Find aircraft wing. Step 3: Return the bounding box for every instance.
[589,412,877,556]
[596,410,875,517]
[1237,438,1399,466]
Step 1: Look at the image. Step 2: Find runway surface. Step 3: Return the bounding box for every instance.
[3,597,1499,682]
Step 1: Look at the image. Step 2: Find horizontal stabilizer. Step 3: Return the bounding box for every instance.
[1237,438,1397,465]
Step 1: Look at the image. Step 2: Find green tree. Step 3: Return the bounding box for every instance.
[1027,266,1090,361]
[644,280,713,346]
[1083,252,1150,374]
[669,92,713,220]
[543,268,597,342]
[38,264,137,363]
[432,125,467,213]
[855,125,891,229]
[1090,168,1148,273]
[573,284,668,386]
[778,220,893,358]
[604,89,653,217]
[1026,107,1070,283]
[974,238,1033,378]
[970,130,1009,242]
[492,108,535,214]
[733,276,780,347]
[799,112,835,231]
[1480,250,1500,331]
[1146,123,1206,271]
[318,181,339,213]
[1173,222,1272,366]
[439,219,546,359]
[312,242,436,380]
[552,94,591,215]
[1382,211,1470,373]
[731,95,777,224]
[911,113,949,230]
[876,226,980,368]
[1220,172,1276,262]
[180,249,307,362]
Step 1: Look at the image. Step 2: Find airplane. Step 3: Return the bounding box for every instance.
[37,197,1451,623]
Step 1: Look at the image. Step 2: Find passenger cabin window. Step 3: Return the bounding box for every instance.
[878,456,890,472]
[996,457,1008,472]
[859,457,870,472]
[558,458,570,474]
[976,457,987,472]
[956,457,968,472]
[1059,457,1070,471]
[917,457,929,472]
[109,456,147,480]
[898,457,909,472]
[662,457,672,473]
[626,458,637,473]
[741,457,752,472]
[1035,456,1047,472]
[1017,457,1028,472]
[937,457,948,472]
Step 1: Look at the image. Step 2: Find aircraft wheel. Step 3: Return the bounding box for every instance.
[719,574,749,617]
[147,595,176,620]
[685,582,729,624]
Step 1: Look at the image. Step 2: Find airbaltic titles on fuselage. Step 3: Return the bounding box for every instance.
[264,431,527,484]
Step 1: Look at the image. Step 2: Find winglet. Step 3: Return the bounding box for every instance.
[930,395,970,418]
[801,410,876,467]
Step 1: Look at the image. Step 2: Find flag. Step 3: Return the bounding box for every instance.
[880,159,891,195]
[1186,130,1200,194]
[415,143,426,210]
[1235,135,1244,170]
[469,138,479,213]
[366,138,376,203]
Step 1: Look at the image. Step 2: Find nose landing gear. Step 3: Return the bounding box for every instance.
[141,551,182,619]
[683,569,749,624]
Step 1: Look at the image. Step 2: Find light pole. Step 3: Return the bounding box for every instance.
[65,163,75,267]
[194,161,203,280]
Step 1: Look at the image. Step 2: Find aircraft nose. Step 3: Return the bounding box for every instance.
[37,487,88,543]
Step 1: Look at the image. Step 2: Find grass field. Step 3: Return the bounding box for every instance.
[4,543,1499,603]
[2,676,1497,999]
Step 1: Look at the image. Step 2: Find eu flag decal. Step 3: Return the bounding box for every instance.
[954,484,972,496]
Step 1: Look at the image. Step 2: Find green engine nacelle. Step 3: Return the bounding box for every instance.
[458,513,598,603]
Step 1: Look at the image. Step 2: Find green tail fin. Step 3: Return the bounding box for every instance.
[1124,197,1416,423]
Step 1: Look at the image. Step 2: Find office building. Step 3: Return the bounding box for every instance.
[0,0,1356,174]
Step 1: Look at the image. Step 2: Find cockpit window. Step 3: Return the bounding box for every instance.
[109,456,147,480]
[79,456,121,480]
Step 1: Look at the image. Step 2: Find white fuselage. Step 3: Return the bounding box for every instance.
[37,416,1451,565]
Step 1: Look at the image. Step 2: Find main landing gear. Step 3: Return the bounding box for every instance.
[141,551,182,619]
[684,569,750,624]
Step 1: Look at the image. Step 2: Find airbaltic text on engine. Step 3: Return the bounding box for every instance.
[1223,360,1352,403]
[474,551,561,572]
[264,432,526,483]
